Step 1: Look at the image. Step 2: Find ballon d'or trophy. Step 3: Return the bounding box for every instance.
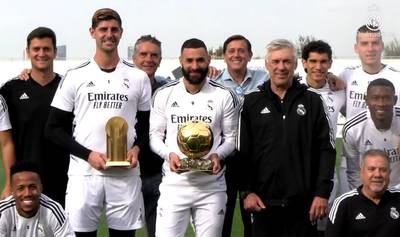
[106,116,130,167]
[177,120,213,172]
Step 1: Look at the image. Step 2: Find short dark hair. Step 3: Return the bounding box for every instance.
[10,161,42,181]
[91,8,122,29]
[134,35,162,57]
[223,35,252,54]
[27,27,57,49]
[181,38,207,53]
[367,78,395,94]
[357,24,381,34]
[356,24,382,41]
[361,149,390,167]
[301,40,332,61]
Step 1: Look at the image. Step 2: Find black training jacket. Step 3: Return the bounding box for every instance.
[239,79,336,204]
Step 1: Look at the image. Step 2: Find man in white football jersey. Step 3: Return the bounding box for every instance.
[150,38,238,237]
[301,40,345,138]
[45,8,151,237]
[300,40,345,235]
[343,78,400,190]
[342,25,400,118]
[0,161,75,237]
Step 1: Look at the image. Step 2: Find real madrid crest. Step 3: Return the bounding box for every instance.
[123,78,130,89]
[366,4,381,32]
[296,104,306,116]
[390,207,399,219]
[207,100,214,111]
[38,223,44,233]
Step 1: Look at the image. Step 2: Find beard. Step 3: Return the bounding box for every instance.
[181,66,208,85]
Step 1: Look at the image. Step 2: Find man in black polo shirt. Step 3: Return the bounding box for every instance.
[0,27,71,206]
[326,149,400,237]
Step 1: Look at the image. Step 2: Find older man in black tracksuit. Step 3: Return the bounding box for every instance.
[238,39,336,237]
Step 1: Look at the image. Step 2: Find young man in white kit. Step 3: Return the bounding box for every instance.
[300,40,345,138]
[342,25,400,119]
[45,8,151,237]
[343,78,400,189]
[150,38,238,237]
[0,161,75,237]
[300,40,345,236]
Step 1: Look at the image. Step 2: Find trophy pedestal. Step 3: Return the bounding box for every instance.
[177,157,212,172]
[106,161,131,167]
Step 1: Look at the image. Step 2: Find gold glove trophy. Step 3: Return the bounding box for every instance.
[177,120,214,172]
[106,116,130,167]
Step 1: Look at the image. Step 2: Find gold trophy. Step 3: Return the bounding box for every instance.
[177,120,214,172]
[106,116,130,167]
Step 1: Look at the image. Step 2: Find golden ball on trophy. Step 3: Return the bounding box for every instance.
[176,120,213,171]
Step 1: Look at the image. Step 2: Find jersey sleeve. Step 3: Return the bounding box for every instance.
[326,196,348,237]
[149,89,171,160]
[0,211,10,237]
[339,68,350,84]
[46,201,76,237]
[213,90,238,160]
[0,96,11,131]
[338,90,346,118]
[53,216,76,237]
[51,72,75,112]
[343,129,361,190]
[137,73,152,112]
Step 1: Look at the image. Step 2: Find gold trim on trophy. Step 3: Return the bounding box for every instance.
[106,116,130,167]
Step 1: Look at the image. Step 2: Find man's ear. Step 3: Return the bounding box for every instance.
[89,27,95,38]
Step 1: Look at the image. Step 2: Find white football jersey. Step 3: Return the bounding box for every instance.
[0,95,11,131]
[51,58,151,176]
[0,194,75,237]
[341,64,400,118]
[299,77,345,139]
[342,107,400,189]
[150,78,239,191]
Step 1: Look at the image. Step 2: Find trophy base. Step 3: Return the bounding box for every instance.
[106,161,131,167]
[177,158,212,173]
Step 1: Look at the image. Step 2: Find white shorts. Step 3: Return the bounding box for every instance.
[65,175,144,232]
[156,189,226,237]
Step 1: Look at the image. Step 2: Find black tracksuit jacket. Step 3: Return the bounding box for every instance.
[239,79,336,205]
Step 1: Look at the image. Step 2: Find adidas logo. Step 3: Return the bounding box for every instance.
[260,106,270,114]
[87,81,95,87]
[355,212,366,220]
[171,101,179,107]
[351,81,358,86]
[19,92,29,100]
[218,209,225,215]
[365,140,373,146]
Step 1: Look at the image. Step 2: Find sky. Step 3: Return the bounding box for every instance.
[0,0,399,60]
